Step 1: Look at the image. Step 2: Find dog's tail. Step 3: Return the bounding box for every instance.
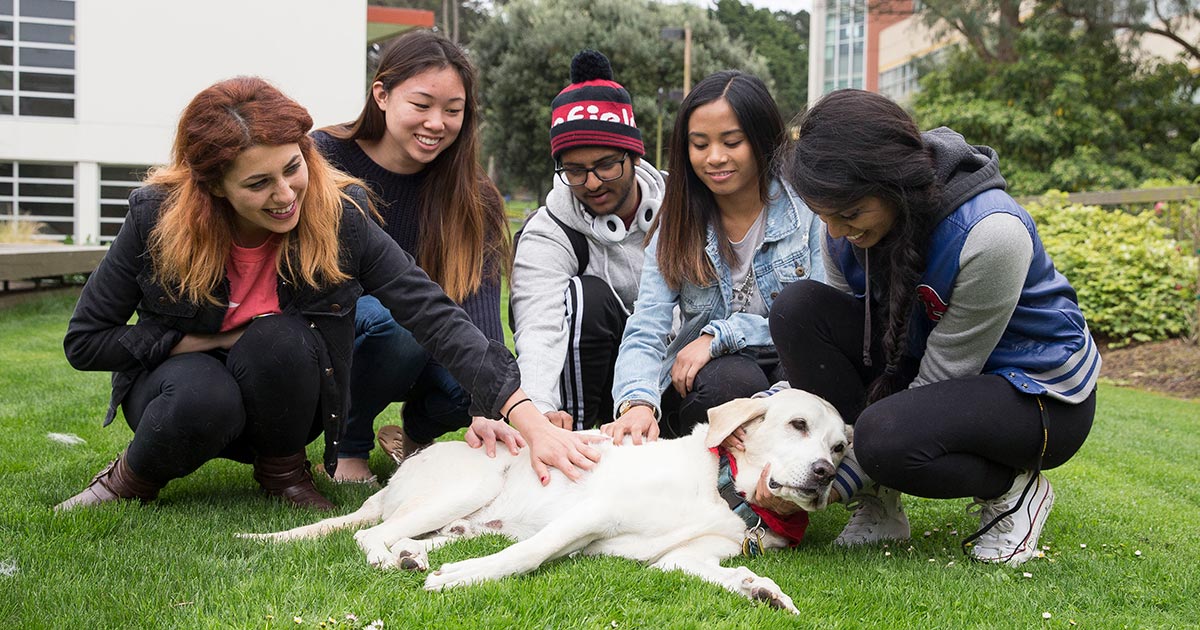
[235,488,387,542]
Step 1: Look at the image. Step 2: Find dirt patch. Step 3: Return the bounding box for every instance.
[1099,338,1200,400]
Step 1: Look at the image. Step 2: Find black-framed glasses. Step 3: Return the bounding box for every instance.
[555,153,628,187]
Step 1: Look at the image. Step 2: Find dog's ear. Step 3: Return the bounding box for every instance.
[704,398,768,449]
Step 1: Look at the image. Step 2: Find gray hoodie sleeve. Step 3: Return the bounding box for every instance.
[910,213,1032,388]
[510,209,580,414]
[821,242,852,294]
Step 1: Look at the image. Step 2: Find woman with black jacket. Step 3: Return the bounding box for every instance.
[55,77,601,512]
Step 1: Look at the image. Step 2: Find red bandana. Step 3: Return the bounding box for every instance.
[711,447,810,545]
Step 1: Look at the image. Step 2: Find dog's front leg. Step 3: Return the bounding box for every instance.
[424,511,600,590]
[650,537,800,614]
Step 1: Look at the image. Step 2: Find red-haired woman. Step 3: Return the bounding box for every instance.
[313,30,512,482]
[56,77,600,512]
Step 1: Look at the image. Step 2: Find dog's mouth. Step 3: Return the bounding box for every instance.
[769,479,827,497]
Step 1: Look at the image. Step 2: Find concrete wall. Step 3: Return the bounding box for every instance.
[0,0,367,243]
[1,0,366,167]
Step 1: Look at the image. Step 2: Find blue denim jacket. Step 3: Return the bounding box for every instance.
[612,179,826,413]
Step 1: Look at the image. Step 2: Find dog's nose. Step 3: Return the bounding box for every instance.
[811,460,835,484]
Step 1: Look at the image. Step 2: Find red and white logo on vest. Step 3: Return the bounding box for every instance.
[916,284,948,321]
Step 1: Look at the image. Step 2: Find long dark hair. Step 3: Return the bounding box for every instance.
[322,29,507,302]
[784,89,942,403]
[651,70,784,290]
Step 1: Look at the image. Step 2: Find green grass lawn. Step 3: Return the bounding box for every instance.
[3,292,1198,629]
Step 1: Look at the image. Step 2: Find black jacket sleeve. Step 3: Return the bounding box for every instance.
[347,200,521,419]
[63,188,185,373]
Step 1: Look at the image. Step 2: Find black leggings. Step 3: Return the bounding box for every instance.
[770,280,1095,499]
[121,315,322,484]
[658,348,785,438]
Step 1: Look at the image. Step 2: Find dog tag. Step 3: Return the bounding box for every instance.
[742,523,766,557]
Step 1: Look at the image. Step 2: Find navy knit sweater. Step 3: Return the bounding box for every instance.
[313,130,504,343]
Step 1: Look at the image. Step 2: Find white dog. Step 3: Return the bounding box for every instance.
[239,389,850,613]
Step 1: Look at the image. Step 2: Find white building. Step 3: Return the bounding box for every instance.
[1,0,431,244]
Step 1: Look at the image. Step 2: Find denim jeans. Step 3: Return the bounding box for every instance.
[341,296,472,458]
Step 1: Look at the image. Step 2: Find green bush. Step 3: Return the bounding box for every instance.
[1027,193,1197,346]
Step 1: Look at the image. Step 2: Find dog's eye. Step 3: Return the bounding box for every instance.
[833,443,845,454]
[789,419,808,433]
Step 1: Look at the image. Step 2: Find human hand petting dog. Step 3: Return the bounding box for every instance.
[465,417,526,457]
[600,406,660,445]
[670,333,715,395]
[503,391,604,485]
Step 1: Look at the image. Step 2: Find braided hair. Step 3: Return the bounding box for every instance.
[782,89,942,403]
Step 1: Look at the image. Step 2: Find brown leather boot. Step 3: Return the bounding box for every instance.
[252,453,335,511]
[55,450,163,512]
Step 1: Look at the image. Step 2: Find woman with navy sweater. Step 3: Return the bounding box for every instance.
[765,89,1099,567]
[314,30,599,483]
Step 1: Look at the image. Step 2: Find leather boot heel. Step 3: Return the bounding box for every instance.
[253,453,335,511]
[55,449,163,512]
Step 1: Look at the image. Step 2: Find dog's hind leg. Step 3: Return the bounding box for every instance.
[376,520,485,572]
[424,510,601,589]
[650,537,799,614]
[235,488,388,542]
[355,472,507,570]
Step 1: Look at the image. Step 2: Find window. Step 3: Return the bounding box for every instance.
[0,160,75,240]
[879,49,945,104]
[0,0,75,118]
[99,165,148,242]
[819,0,866,96]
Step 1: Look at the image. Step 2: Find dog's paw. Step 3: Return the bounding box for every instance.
[423,557,501,590]
[354,531,397,570]
[441,519,475,538]
[389,540,429,572]
[742,575,799,614]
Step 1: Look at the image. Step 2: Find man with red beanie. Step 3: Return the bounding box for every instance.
[510,49,666,431]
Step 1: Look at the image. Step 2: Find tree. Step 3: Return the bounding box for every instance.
[1057,0,1200,66]
[870,0,1031,64]
[873,0,1200,66]
[471,0,769,196]
[912,14,1200,194]
[711,0,810,123]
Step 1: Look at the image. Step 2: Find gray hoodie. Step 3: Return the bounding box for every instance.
[510,159,666,414]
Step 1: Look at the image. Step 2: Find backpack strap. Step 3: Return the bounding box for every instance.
[510,208,590,332]
[513,207,589,274]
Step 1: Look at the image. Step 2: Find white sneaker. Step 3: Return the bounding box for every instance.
[968,470,1055,567]
[834,485,910,546]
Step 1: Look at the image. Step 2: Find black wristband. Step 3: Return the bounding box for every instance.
[502,397,533,422]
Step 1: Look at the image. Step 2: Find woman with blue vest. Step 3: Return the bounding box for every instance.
[603,71,825,443]
[766,89,1099,567]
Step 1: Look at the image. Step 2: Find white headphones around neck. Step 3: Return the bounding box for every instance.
[589,198,657,243]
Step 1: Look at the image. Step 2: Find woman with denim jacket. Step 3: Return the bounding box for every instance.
[603,71,825,443]
[55,78,601,513]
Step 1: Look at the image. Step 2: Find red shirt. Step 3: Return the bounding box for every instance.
[221,237,282,331]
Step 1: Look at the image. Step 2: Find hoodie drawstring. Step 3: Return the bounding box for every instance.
[862,248,872,368]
